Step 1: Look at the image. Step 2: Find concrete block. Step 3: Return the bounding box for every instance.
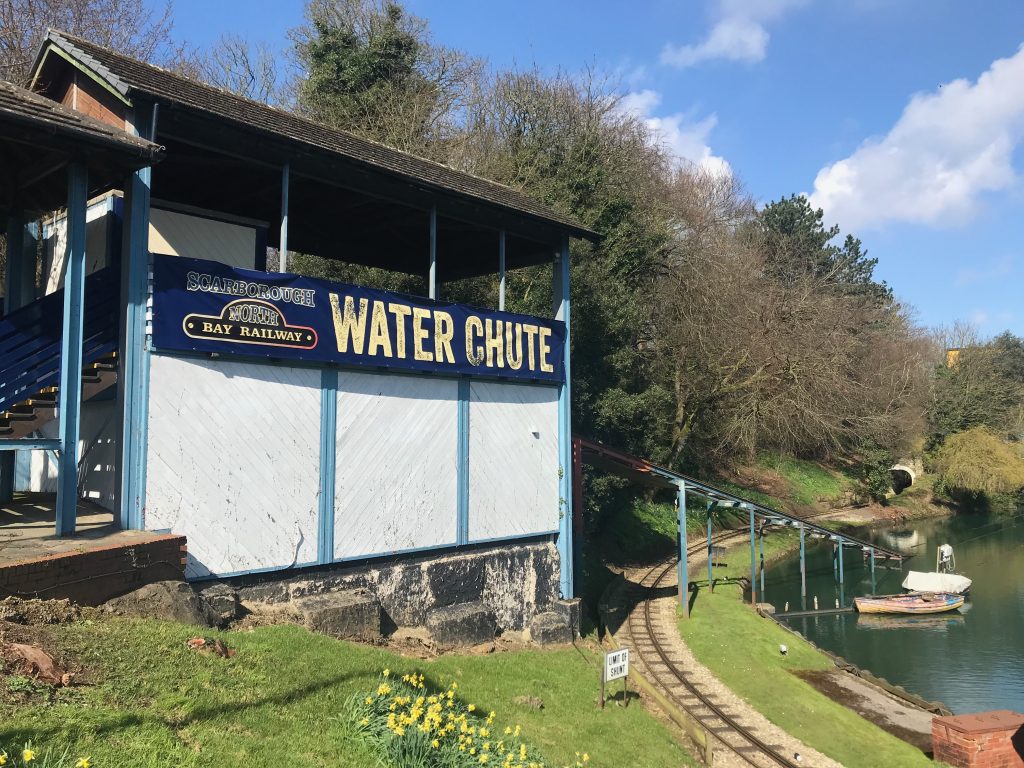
[198,582,242,626]
[426,601,497,647]
[427,558,485,608]
[529,611,573,645]
[295,589,382,641]
[549,598,582,638]
[104,580,218,627]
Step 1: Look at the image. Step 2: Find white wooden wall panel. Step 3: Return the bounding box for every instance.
[17,400,119,512]
[468,382,559,541]
[146,355,320,578]
[149,208,256,269]
[334,372,458,558]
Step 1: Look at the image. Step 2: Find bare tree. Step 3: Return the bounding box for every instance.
[186,34,283,104]
[0,0,177,83]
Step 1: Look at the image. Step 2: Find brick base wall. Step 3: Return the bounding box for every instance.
[933,711,1024,768]
[0,535,187,606]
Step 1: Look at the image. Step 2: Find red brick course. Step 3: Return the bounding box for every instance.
[0,535,187,606]
[933,711,1024,768]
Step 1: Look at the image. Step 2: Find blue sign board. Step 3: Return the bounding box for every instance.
[151,254,566,383]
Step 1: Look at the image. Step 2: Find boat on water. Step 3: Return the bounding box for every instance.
[901,544,972,595]
[854,592,965,615]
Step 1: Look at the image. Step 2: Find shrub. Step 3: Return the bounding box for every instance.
[933,427,1024,498]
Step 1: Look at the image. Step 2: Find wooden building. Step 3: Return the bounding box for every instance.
[0,30,597,622]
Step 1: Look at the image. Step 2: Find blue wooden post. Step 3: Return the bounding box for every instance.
[279,162,290,272]
[428,205,437,299]
[456,378,470,545]
[749,506,757,605]
[56,163,88,536]
[677,483,688,616]
[317,368,337,563]
[498,230,506,311]
[554,235,573,598]
[706,502,714,589]
[870,546,876,594]
[799,522,807,609]
[0,211,26,503]
[118,102,156,531]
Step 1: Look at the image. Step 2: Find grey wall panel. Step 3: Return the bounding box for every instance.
[334,371,458,559]
[468,381,559,541]
[146,355,320,578]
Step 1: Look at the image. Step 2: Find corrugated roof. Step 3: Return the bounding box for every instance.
[37,29,597,240]
[0,78,161,159]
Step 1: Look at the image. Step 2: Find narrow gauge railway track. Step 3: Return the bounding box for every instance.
[622,518,840,768]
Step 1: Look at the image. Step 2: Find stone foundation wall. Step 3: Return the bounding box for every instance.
[232,540,561,633]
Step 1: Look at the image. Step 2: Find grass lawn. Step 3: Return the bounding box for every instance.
[2,618,694,768]
[757,453,852,506]
[679,541,932,768]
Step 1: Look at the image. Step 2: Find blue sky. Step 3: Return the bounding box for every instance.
[162,0,1024,336]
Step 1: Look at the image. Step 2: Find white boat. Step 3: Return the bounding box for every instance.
[901,544,972,595]
[901,571,972,594]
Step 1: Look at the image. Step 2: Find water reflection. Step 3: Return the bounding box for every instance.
[771,512,1024,713]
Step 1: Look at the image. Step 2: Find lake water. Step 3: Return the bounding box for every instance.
[766,511,1024,714]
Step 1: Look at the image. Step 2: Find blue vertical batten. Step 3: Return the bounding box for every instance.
[118,102,156,531]
[279,163,289,272]
[554,235,573,598]
[706,502,714,588]
[799,522,807,608]
[498,231,506,311]
[318,368,338,563]
[56,163,88,536]
[457,378,470,545]
[677,483,689,616]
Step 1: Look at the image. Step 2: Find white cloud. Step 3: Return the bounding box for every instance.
[661,0,809,68]
[618,89,731,175]
[810,45,1024,231]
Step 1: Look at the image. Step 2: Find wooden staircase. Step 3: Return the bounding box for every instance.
[0,351,118,439]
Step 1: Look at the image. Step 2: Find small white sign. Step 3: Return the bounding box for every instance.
[605,649,629,681]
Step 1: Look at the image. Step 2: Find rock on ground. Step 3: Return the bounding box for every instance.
[426,601,497,648]
[104,581,218,627]
[294,589,383,641]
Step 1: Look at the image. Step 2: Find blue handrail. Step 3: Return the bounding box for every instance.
[0,267,119,412]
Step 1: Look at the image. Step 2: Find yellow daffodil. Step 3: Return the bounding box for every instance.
[382,668,390,677]
[75,759,92,768]
[0,752,7,766]
[22,749,36,763]
[432,739,440,748]
[468,704,476,712]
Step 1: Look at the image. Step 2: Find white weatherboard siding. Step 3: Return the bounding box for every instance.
[146,355,320,578]
[468,381,559,541]
[334,372,458,559]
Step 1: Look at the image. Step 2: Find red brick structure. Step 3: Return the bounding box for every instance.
[933,711,1024,768]
[0,535,187,606]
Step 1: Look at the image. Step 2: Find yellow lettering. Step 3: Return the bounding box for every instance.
[505,322,523,370]
[523,324,539,370]
[329,293,368,354]
[412,307,433,362]
[367,301,393,358]
[434,311,455,364]
[202,321,213,333]
[388,303,412,358]
[539,326,554,373]
[484,318,504,368]
[465,316,484,366]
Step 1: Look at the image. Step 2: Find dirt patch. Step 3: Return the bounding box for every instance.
[795,669,933,754]
[0,596,95,625]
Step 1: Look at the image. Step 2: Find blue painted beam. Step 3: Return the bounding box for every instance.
[0,438,62,451]
[759,524,765,596]
[677,483,689,616]
[870,546,876,594]
[56,163,88,536]
[799,522,807,608]
[457,378,470,545]
[554,235,573,598]
[0,211,25,502]
[706,501,715,589]
[279,162,290,272]
[118,101,156,531]
[318,368,337,563]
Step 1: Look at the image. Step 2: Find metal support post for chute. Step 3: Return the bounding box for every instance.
[749,506,756,605]
[869,546,876,595]
[799,522,807,610]
[838,540,845,607]
[677,483,689,617]
[759,525,765,597]
[706,501,716,591]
